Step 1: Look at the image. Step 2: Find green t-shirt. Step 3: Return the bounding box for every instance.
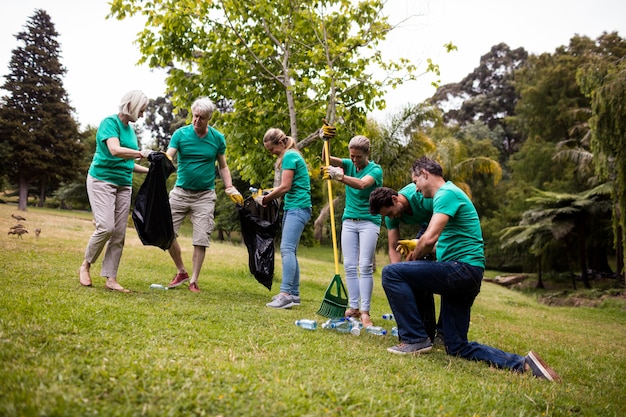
[169,125,226,191]
[433,181,485,268]
[281,149,311,210]
[341,159,383,226]
[88,115,138,187]
[385,183,433,230]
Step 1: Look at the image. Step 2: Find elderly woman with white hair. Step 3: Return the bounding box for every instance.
[323,135,383,327]
[79,90,152,292]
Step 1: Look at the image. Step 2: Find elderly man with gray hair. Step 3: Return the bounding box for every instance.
[165,97,242,293]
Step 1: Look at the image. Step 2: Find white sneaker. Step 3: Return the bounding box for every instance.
[266,293,294,309]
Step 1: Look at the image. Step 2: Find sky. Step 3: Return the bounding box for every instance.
[1,0,626,129]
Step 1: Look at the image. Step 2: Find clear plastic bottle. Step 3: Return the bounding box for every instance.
[150,284,168,290]
[365,325,387,336]
[347,316,363,329]
[321,318,346,329]
[391,327,398,337]
[382,313,394,320]
[334,320,361,336]
[295,319,317,330]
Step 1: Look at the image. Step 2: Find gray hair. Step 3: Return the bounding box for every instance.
[191,97,216,119]
[412,156,444,177]
[348,135,370,154]
[118,90,149,122]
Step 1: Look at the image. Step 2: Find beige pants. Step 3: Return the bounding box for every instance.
[169,187,216,247]
[84,175,132,278]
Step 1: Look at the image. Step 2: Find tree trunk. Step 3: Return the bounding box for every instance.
[313,197,342,243]
[18,175,29,211]
[536,257,545,289]
[616,224,625,286]
[577,221,591,289]
[37,184,46,207]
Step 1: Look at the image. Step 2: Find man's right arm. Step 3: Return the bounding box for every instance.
[388,228,402,263]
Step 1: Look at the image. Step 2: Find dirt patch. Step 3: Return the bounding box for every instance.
[489,274,626,308]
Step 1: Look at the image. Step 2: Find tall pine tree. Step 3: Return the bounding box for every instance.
[0,9,84,210]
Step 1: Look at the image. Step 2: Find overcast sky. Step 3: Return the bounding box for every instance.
[2,0,625,129]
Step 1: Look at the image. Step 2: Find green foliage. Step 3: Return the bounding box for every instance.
[431,43,527,157]
[500,186,614,286]
[369,103,439,190]
[108,0,420,185]
[514,37,593,145]
[1,205,626,416]
[579,46,626,281]
[0,9,84,210]
[142,94,189,150]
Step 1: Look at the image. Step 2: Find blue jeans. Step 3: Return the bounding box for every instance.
[341,219,380,312]
[279,207,311,296]
[382,260,526,371]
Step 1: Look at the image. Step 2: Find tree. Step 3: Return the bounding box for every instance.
[0,9,83,210]
[430,43,528,159]
[501,186,613,289]
[579,49,626,284]
[142,95,188,150]
[108,0,425,184]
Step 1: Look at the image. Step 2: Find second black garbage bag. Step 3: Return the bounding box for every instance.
[237,197,281,290]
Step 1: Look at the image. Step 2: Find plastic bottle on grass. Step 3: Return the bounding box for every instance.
[382,313,394,320]
[295,319,317,330]
[391,327,398,337]
[365,325,387,336]
[150,284,168,290]
[321,318,346,330]
[347,316,363,329]
[323,319,360,336]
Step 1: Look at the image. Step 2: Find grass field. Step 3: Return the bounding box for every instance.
[1,203,625,416]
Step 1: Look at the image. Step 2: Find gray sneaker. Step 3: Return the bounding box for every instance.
[387,339,433,355]
[433,332,445,347]
[525,351,561,382]
[266,293,294,309]
[272,294,300,305]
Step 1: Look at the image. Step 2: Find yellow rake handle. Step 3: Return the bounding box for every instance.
[323,139,340,275]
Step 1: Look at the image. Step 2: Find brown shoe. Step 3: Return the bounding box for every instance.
[525,351,561,382]
[189,282,201,293]
[345,308,360,319]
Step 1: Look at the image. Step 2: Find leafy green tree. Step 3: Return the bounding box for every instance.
[142,95,188,151]
[430,43,527,159]
[370,103,439,190]
[0,9,84,210]
[108,0,422,184]
[579,48,626,283]
[501,186,613,289]
[52,126,97,209]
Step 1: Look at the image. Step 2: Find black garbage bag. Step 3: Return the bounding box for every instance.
[237,197,281,290]
[133,152,176,250]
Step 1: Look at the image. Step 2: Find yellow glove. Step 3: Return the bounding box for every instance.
[321,165,344,181]
[395,239,418,257]
[320,119,336,140]
[252,187,273,206]
[225,186,244,205]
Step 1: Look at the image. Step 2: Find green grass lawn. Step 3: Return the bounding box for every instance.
[1,204,625,416]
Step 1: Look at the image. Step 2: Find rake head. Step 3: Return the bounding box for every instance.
[317,274,348,319]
